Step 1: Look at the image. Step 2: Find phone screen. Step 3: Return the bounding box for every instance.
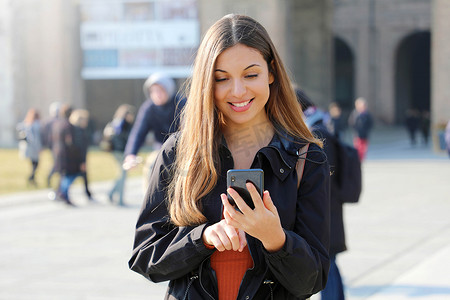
[226,169,264,210]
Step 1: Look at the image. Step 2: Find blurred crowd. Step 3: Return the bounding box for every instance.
[15,72,185,207]
[16,74,450,208]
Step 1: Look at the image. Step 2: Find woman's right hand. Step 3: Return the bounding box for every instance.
[202,219,247,252]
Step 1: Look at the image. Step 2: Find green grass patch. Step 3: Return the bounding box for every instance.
[0,148,147,195]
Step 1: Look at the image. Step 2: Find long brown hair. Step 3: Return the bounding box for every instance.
[168,14,321,226]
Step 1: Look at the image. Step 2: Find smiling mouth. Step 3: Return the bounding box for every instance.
[229,98,254,107]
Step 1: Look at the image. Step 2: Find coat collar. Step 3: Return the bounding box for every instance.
[219,126,308,182]
[258,128,308,182]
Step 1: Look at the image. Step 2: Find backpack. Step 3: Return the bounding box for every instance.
[333,137,362,203]
[99,119,129,152]
[99,122,115,151]
[16,125,28,142]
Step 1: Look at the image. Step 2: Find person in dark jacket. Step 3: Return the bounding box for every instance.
[325,102,345,139]
[51,104,75,205]
[445,120,450,158]
[122,72,185,190]
[348,97,373,161]
[129,14,330,300]
[52,106,91,206]
[419,110,430,145]
[41,101,61,187]
[298,91,346,300]
[69,109,94,201]
[405,108,420,146]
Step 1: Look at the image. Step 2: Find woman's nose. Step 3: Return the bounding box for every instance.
[231,79,246,98]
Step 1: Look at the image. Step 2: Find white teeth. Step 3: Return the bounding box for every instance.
[232,100,251,107]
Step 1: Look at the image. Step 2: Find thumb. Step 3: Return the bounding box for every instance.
[237,229,247,252]
[262,191,277,214]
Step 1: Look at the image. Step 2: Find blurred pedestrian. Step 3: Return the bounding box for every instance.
[445,120,450,158]
[325,102,345,139]
[17,108,42,187]
[298,91,348,300]
[405,108,420,146]
[41,101,61,187]
[122,72,185,190]
[69,109,94,201]
[105,104,135,206]
[128,14,330,300]
[51,104,76,205]
[419,110,430,145]
[348,97,373,161]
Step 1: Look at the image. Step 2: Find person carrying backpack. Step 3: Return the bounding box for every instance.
[298,89,362,300]
[104,104,135,206]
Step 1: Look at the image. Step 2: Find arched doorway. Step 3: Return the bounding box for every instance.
[334,37,355,119]
[395,31,431,124]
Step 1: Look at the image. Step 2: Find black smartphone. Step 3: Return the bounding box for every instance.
[226,169,264,210]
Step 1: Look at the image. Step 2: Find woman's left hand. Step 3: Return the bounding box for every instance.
[221,182,286,252]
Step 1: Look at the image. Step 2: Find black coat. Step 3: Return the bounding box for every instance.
[124,95,186,155]
[129,130,330,300]
[349,111,373,140]
[310,123,347,255]
[51,118,73,174]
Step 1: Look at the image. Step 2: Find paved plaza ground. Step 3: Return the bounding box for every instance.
[1,127,449,300]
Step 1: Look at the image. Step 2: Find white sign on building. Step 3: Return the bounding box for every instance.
[80,0,199,79]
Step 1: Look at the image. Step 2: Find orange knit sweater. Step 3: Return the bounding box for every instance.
[209,246,254,300]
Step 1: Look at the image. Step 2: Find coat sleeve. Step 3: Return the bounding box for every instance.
[128,136,215,282]
[124,100,153,156]
[264,144,331,297]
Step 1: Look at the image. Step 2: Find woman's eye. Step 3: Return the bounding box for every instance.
[215,78,227,82]
[245,74,258,79]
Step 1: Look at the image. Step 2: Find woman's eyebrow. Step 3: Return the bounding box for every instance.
[215,64,261,73]
[244,63,260,70]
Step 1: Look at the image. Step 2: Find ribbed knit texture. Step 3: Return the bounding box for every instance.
[210,246,253,300]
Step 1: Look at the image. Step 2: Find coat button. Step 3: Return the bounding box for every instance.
[245,297,250,300]
[279,168,284,173]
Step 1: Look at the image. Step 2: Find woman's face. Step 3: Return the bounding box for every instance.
[214,44,274,129]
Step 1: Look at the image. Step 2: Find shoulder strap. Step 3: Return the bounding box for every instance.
[296,144,310,189]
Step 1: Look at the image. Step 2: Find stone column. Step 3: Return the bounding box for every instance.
[11,0,84,121]
[285,0,333,108]
[432,0,450,151]
[0,0,15,146]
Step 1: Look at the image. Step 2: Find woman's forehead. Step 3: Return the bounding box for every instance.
[215,44,265,69]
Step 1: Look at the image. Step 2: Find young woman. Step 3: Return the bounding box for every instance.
[17,108,42,186]
[129,14,330,300]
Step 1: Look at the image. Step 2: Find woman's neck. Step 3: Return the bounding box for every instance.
[222,120,274,169]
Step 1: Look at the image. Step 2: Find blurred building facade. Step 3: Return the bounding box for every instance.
[1,0,449,149]
[333,0,434,126]
[0,0,84,146]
